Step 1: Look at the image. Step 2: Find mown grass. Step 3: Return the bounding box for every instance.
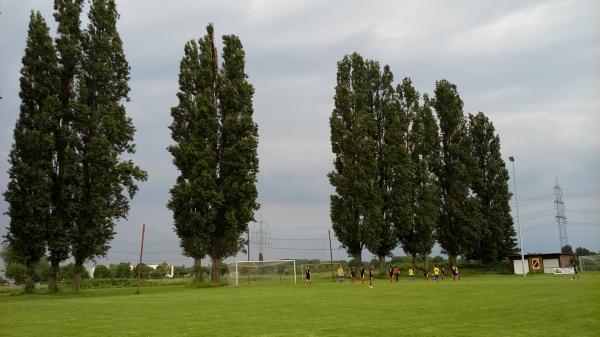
[0,272,598,337]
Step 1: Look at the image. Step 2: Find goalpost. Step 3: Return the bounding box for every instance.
[579,255,600,272]
[230,260,296,287]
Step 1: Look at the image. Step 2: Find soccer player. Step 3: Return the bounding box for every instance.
[451,265,459,281]
[350,267,356,283]
[368,266,374,288]
[360,266,365,284]
[433,266,440,282]
[440,266,446,280]
[572,264,580,280]
[389,266,394,283]
[305,267,312,286]
[423,270,430,280]
[337,265,344,284]
[408,266,415,281]
[394,266,400,283]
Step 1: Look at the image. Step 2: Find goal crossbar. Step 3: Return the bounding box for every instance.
[235,259,296,286]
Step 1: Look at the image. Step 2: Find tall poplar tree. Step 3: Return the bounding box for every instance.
[4,11,59,293]
[168,28,219,280]
[401,93,440,267]
[47,0,83,291]
[210,33,259,281]
[364,65,413,272]
[433,80,479,265]
[169,25,259,282]
[71,0,146,290]
[329,53,373,265]
[468,112,517,263]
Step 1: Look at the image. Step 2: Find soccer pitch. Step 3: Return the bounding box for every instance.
[1,273,598,337]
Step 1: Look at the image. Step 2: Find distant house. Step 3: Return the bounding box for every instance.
[509,253,575,274]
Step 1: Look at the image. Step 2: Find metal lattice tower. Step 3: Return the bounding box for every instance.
[553,175,568,250]
[252,218,271,260]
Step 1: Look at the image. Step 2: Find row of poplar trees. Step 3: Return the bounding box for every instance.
[167,25,259,282]
[4,0,146,293]
[329,53,517,271]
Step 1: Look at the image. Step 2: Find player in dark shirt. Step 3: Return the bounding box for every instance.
[360,266,365,284]
[350,267,356,283]
[389,267,394,283]
[394,266,400,283]
[440,267,446,281]
[305,268,312,286]
[572,264,580,280]
[368,266,374,288]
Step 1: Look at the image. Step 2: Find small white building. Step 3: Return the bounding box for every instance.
[510,253,575,274]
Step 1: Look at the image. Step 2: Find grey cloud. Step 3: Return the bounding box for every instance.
[1,0,599,265]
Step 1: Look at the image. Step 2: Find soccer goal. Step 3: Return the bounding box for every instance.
[579,255,600,271]
[229,260,296,287]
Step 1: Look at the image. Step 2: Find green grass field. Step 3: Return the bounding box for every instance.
[1,273,598,337]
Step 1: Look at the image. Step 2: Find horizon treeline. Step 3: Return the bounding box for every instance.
[329,52,518,271]
[3,0,146,293]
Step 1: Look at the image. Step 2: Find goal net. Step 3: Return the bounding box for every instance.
[579,255,600,271]
[228,260,296,287]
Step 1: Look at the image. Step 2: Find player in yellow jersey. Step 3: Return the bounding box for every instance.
[433,266,440,282]
[408,266,415,281]
[337,265,344,284]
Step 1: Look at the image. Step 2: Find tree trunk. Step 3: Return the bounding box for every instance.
[73,261,84,291]
[48,260,59,292]
[210,257,222,282]
[411,254,417,268]
[378,255,386,274]
[449,255,457,267]
[352,252,362,268]
[193,257,202,281]
[24,264,34,294]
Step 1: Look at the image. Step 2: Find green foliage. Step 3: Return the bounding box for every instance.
[169,24,259,282]
[93,265,112,278]
[47,0,85,280]
[5,263,27,284]
[58,263,90,281]
[401,87,440,262]
[4,11,59,293]
[467,112,517,263]
[431,255,446,265]
[433,80,478,262]
[562,245,573,254]
[328,53,376,263]
[69,0,146,288]
[575,247,594,256]
[114,263,133,278]
[173,265,193,278]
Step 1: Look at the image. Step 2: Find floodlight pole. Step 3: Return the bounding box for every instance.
[247,227,250,285]
[136,224,146,293]
[328,230,334,281]
[509,157,526,277]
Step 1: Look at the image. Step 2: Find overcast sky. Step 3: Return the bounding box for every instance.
[1,0,599,267]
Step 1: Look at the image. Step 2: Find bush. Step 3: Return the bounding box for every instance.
[115,263,133,278]
[432,256,446,265]
[5,263,27,284]
[58,263,90,281]
[93,265,113,278]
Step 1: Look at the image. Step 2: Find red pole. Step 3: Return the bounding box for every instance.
[136,224,145,293]
[328,229,334,281]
